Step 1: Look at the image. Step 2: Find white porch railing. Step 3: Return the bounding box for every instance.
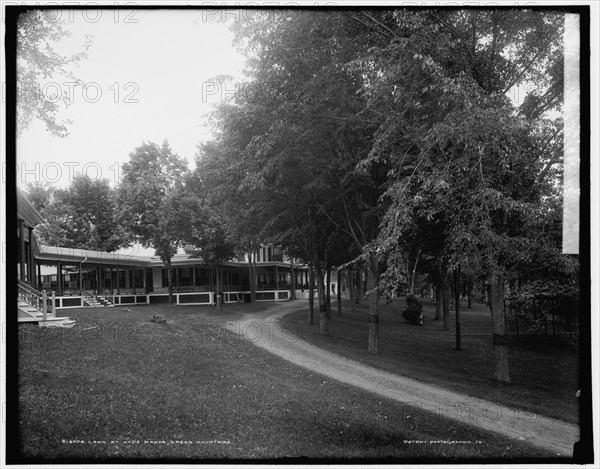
[18,280,55,320]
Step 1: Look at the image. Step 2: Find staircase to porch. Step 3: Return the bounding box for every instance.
[18,281,76,328]
[81,290,114,307]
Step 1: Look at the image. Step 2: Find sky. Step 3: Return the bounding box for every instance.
[16,9,246,189]
[14,6,538,191]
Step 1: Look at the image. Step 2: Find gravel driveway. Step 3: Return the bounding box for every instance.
[226,300,579,457]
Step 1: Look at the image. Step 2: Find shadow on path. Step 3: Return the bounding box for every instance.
[225,300,579,457]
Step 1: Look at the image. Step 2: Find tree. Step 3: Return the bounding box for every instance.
[204,9,568,368]
[229,10,382,346]
[116,140,190,304]
[352,9,566,381]
[182,170,237,311]
[25,181,53,212]
[194,111,272,304]
[28,175,127,251]
[17,9,93,137]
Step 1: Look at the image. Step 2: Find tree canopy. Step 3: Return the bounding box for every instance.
[197,8,573,380]
[27,176,126,252]
[17,9,93,137]
[116,140,191,303]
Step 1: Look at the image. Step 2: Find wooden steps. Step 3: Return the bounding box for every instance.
[83,295,114,307]
[17,300,76,328]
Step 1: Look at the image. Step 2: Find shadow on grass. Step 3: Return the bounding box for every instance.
[279,298,578,424]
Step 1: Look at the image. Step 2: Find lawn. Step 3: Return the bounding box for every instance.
[280,297,579,424]
[13,302,559,461]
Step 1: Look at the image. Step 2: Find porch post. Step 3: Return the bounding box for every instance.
[27,226,34,283]
[96,266,100,295]
[110,267,114,295]
[133,268,137,295]
[37,263,42,289]
[275,265,279,291]
[57,261,63,296]
[42,290,47,322]
[79,262,83,293]
[18,220,26,281]
[116,265,121,295]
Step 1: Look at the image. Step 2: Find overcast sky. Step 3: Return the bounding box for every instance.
[16,9,246,189]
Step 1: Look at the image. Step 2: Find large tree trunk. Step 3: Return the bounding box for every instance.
[449,279,455,311]
[467,276,473,308]
[251,250,257,303]
[442,278,450,330]
[315,261,329,335]
[248,251,256,303]
[337,269,342,315]
[326,264,332,314]
[434,280,442,320]
[216,264,223,311]
[438,259,450,330]
[166,258,174,304]
[308,264,315,325]
[355,270,363,307]
[348,269,355,311]
[290,256,296,300]
[409,249,421,294]
[454,266,462,351]
[489,273,510,382]
[367,252,380,354]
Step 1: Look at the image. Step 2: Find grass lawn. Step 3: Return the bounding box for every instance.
[280,297,579,424]
[14,302,559,461]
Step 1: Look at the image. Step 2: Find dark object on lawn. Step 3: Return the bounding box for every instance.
[151,315,166,325]
[402,295,424,326]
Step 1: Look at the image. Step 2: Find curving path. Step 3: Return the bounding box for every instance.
[225,300,579,457]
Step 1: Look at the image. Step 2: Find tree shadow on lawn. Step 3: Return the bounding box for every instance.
[280,298,579,424]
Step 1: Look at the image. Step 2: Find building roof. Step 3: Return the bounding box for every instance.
[36,244,306,270]
[37,245,151,267]
[17,188,45,227]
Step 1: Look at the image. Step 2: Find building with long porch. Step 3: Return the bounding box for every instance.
[17,187,334,312]
[33,244,313,308]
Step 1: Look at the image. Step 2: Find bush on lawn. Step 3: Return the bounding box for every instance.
[402,294,424,326]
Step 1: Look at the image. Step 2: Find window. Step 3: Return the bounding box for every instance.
[161,268,176,287]
[231,271,239,286]
[180,267,192,286]
[135,269,144,288]
[195,267,209,285]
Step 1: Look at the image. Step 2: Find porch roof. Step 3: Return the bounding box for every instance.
[144,254,303,269]
[36,245,308,270]
[37,245,151,267]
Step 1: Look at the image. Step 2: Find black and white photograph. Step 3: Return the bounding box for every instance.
[3,1,596,465]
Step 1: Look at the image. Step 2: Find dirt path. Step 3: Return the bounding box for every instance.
[225,300,579,457]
